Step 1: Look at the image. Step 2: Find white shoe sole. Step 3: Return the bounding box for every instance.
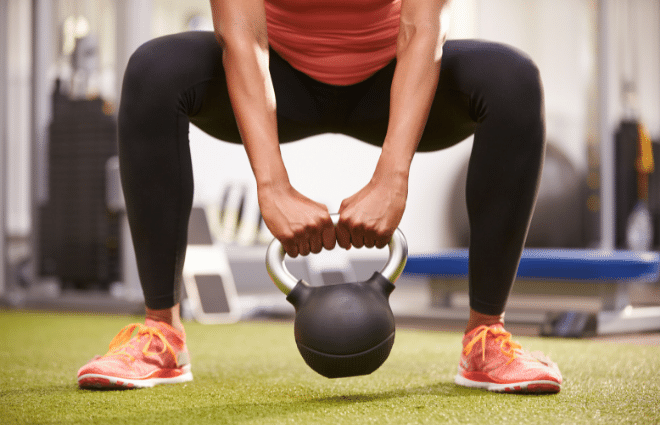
[78,365,193,389]
[454,374,560,393]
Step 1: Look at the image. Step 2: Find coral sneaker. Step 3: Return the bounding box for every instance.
[77,319,192,389]
[454,324,562,394]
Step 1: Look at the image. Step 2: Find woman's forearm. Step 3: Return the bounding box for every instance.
[211,0,289,189]
[223,42,290,188]
[376,0,448,183]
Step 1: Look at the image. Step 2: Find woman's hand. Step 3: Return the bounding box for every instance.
[333,0,448,251]
[336,172,408,250]
[332,0,449,252]
[258,182,336,257]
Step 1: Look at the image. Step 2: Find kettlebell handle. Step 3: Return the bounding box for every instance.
[266,214,408,295]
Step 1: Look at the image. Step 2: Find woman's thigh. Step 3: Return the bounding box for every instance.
[162,35,540,154]
[190,35,335,143]
[343,39,542,152]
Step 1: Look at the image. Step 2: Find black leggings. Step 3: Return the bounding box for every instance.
[118,31,545,315]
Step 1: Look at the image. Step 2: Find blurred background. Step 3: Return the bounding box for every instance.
[1,0,659,330]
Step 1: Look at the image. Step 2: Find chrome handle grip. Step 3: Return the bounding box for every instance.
[266,214,408,295]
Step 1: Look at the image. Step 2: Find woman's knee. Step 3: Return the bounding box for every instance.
[485,44,544,119]
[466,43,546,160]
[121,32,219,103]
[122,37,180,100]
[508,50,543,112]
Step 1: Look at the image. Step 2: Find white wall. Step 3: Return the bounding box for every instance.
[152,0,213,36]
[610,0,660,137]
[477,0,597,170]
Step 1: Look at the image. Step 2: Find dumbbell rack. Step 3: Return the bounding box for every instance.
[38,93,120,290]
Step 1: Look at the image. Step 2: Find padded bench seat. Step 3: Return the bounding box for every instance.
[403,248,660,336]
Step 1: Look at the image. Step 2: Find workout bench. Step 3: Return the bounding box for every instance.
[402,249,660,337]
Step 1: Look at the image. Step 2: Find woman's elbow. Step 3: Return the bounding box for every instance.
[217,31,269,62]
[396,23,445,63]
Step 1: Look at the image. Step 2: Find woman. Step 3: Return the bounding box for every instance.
[77,0,562,393]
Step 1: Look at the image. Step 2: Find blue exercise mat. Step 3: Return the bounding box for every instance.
[403,248,660,282]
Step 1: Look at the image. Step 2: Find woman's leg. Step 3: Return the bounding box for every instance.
[344,39,558,394]
[79,32,348,389]
[449,41,546,318]
[118,32,334,316]
[118,32,229,314]
[345,39,546,320]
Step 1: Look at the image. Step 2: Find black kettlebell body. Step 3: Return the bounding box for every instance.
[286,272,395,378]
[266,214,407,379]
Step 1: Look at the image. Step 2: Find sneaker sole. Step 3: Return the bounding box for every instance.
[454,374,560,394]
[78,366,193,389]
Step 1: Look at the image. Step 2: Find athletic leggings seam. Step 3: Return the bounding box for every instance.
[179,78,215,119]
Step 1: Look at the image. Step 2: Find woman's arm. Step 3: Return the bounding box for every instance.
[383,0,449,173]
[337,0,450,249]
[210,0,281,186]
[210,0,335,257]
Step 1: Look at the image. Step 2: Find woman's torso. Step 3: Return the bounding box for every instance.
[265,0,401,85]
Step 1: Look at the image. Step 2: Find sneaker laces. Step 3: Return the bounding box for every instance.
[463,325,522,365]
[103,323,177,363]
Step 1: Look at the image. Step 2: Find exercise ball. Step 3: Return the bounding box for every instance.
[448,143,585,248]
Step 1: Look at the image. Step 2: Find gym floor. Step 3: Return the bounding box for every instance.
[3,309,659,425]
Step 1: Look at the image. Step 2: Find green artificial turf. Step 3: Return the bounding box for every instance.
[1,310,658,424]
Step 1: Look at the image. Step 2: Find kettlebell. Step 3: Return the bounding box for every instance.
[266,214,408,378]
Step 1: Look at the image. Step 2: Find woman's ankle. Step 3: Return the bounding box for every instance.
[465,308,505,334]
[145,304,185,334]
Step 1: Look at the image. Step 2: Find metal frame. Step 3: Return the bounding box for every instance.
[115,0,153,103]
[31,0,55,291]
[0,0,8,298]
[597,0,617,250]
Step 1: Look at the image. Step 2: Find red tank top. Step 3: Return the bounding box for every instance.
[265,0,401,86]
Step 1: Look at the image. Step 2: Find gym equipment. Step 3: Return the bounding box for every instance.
[39,88,120,289]
[216,183,247,243]
[207,182,273,246]
[404,248,660,337]
[615,1,656,250]
[266,215,408,378]
[616,121,656,250]
[182,207,241,324]
[448,143,585,248]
